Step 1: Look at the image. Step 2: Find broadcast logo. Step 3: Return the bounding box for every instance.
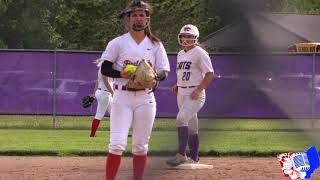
[277,146,320,179]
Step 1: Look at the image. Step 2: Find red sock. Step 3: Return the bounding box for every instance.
[90,119,100,137]
[133,155,147,180]
[106,153,121,180]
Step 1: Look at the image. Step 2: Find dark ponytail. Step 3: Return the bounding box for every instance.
[144,22,160,44]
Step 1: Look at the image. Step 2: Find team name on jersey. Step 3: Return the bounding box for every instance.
[123,60,139,67]
[176,61,192,70]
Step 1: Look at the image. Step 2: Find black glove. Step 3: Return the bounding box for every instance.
[82,96,95,108]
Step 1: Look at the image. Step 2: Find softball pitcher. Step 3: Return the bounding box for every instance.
[100,1,170,180]
[90,59,113,137]
[166,24,214,167]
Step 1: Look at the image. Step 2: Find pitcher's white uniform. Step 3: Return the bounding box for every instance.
[176,46,213,133]
[94,63,113,120]
[102,2,169,179]
[101,32,170,155]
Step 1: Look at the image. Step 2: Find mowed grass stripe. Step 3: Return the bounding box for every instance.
[0,115,319,131]
[0,129,318,156]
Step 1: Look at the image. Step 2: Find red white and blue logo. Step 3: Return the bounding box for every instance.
[277,146,320,179]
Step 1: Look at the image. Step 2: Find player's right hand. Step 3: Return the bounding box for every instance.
[170,84,178,95]
[120,71,133,79]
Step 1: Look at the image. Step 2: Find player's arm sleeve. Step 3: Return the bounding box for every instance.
[100,38,122,78]
[101,61,121,78]
[199,50,214,75]
[155,42,170,72]
[100,38,119,63]
[154,42,170,81]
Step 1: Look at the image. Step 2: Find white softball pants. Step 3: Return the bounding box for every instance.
[94,89,112,120]
[176,91,205,134]
[108,89,156,156]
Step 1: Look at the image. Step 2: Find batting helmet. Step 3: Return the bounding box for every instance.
[178,24,199,46]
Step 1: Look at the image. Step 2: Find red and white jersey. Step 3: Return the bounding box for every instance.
[97,64,113,92]
[100,32,170,86]
[176,46,214,87]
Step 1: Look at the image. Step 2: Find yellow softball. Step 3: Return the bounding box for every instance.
[124,65,137,73]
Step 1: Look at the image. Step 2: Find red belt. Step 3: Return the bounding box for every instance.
[114,84,147,91]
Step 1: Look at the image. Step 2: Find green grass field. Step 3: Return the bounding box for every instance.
[0,115,319,156]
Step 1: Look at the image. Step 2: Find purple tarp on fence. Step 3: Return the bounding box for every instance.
[0,50,319,118]
[0,51,54,114]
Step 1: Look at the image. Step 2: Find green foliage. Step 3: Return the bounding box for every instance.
[50,0,126,50]
[151,0,202,51]
[49,0,223,51]
[2,0,313,51]
[282,0,320,14]
[0,39,7,48]
[0,0,12,14]
[0,0,52,48]
[0,0,228,51]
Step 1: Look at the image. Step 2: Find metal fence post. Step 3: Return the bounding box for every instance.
[311,53,316,128]
[53,51,57,128]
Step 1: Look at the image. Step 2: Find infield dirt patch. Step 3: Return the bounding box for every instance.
[0,156,319,180]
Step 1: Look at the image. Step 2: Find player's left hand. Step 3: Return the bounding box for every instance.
[191,88,202,100]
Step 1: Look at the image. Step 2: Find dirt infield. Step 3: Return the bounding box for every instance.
[0,156,319,180]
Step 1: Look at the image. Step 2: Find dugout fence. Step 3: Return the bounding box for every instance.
[0,50,319,127]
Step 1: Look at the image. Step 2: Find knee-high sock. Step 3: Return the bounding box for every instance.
[188,134,199,161]
[133,154,147,180]
[106,153,121,180]
[90,119,100,137]
[178,126,189,156]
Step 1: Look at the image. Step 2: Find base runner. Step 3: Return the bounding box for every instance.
[166,24,214,168]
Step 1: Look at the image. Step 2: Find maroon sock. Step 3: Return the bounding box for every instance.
[188,134,199,161]
[178,126,189,156]
[133,154,147,180]
[106,153,121,180]
[90,119,100,137]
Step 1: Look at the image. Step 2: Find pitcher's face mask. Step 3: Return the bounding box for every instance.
[129,10,150,31]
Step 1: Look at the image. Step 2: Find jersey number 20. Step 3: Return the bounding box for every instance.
[182,72,190,81]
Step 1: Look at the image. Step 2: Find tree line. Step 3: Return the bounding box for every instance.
[0,0,319,52]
